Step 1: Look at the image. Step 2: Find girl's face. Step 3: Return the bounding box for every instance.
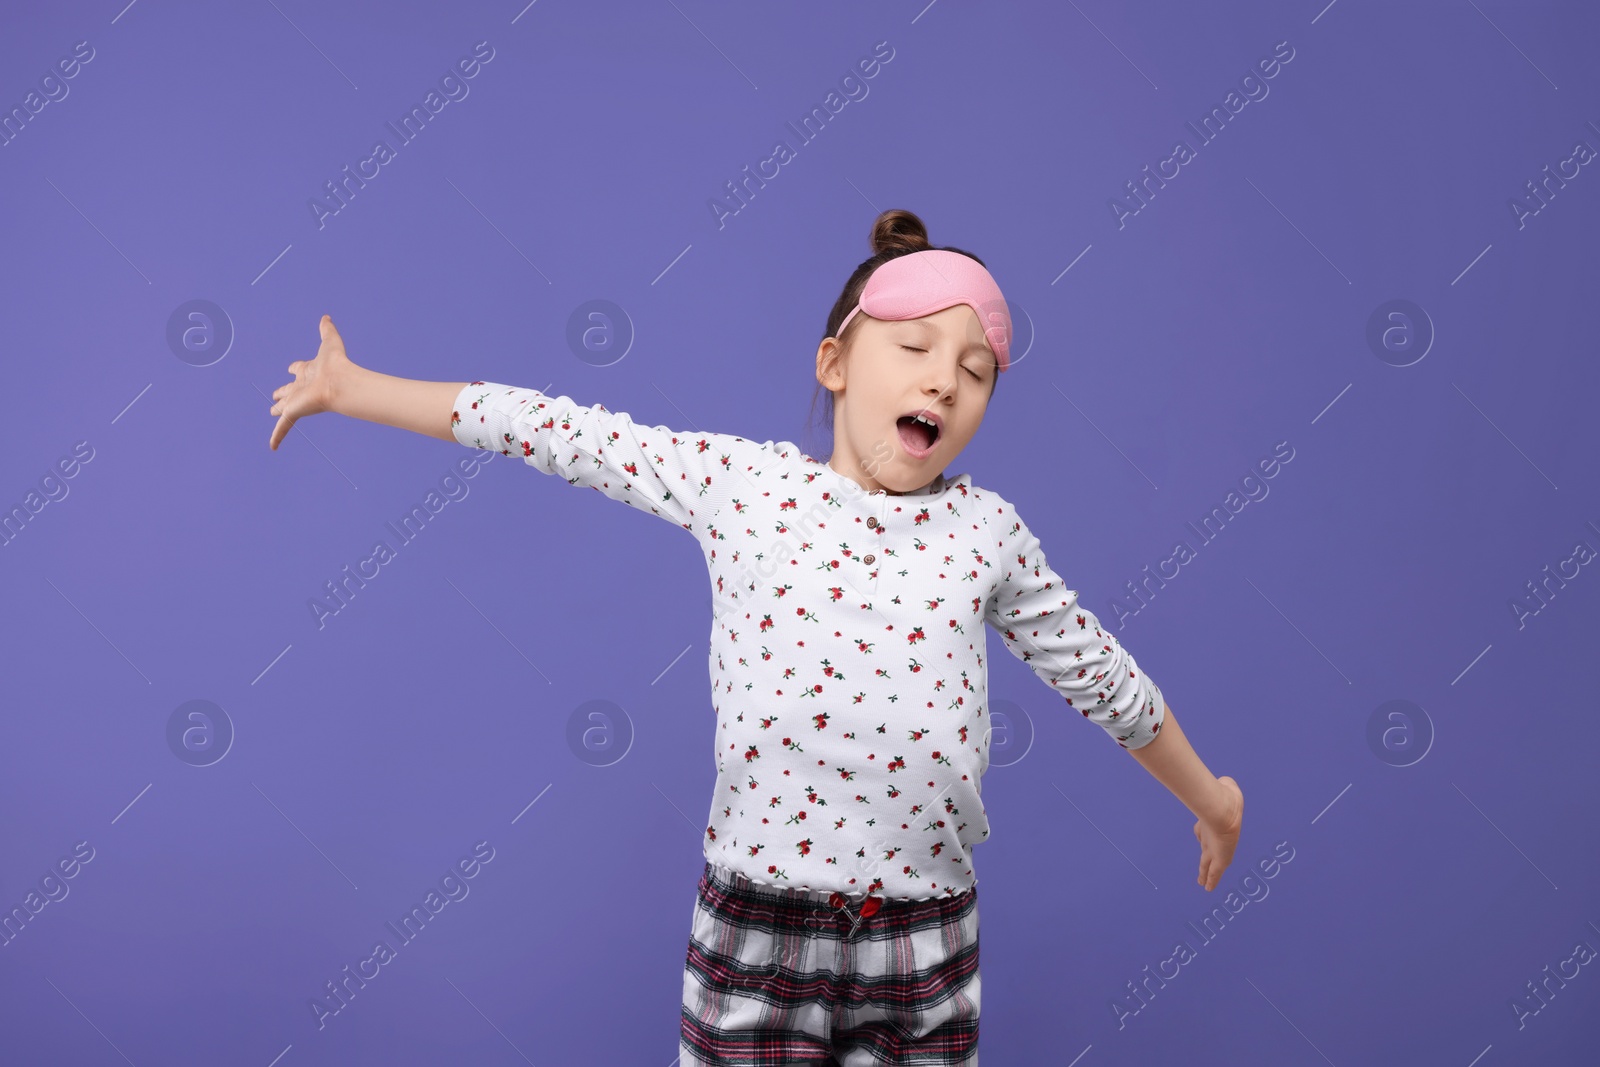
[816,303,998,495]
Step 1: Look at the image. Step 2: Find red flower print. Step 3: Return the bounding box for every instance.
[446,417,1171,898]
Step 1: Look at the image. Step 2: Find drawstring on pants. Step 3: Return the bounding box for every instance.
[824,891,883,937]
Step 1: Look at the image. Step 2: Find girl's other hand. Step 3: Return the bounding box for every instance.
[269,315,358,450]
[1194,775,1243,891]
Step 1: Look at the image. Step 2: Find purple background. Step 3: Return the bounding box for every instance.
[3,1,1598,1064]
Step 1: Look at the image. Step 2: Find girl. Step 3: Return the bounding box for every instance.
[268,209,1244,1067]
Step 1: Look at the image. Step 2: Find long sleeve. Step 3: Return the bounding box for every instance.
[450,380,759,537]
[982,495,1167,750]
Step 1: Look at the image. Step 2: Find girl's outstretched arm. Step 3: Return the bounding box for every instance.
[269,315,465,449]
[273,315,777,538]
[1126,703,1244,892]
[336,363,466,443]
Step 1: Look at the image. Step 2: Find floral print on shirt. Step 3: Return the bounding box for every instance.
[453,382,1167,901]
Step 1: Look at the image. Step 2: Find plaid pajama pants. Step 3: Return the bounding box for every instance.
[680,860,981,1066]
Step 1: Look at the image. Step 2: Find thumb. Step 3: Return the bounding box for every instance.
[319,314,334,340]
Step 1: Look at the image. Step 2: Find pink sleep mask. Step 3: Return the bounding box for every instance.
[836,249,1013,372]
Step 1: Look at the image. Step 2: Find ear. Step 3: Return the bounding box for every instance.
[816,336,847,393]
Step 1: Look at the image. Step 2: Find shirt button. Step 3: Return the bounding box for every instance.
[863,554,875,565]
[866,517,879,529]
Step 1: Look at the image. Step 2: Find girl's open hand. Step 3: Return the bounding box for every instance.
[269,315,357,451]
[1194,775,1243,891]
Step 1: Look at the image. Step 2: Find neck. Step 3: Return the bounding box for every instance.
[827,455,895,494]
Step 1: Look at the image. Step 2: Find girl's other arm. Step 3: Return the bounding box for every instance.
[269,315,465,449]
[1126,702,1244,892]
[978,493,1244,892]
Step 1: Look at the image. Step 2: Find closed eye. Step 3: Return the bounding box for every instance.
[901,345,985,381]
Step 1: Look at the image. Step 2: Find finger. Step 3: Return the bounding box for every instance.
[270,412,295,451]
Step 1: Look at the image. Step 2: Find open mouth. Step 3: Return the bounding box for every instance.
[895,412,941,458]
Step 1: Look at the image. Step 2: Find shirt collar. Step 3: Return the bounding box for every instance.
[805,455,969,503]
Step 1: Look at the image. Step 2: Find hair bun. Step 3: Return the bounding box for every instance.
[869,209,931,256]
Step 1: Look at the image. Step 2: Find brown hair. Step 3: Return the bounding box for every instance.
[805,208,996,456]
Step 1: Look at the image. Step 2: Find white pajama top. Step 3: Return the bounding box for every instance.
[452,381,1167,901]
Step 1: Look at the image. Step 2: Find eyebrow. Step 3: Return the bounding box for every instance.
[901,321,994,363]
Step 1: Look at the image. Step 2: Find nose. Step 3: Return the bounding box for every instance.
[923,368,957,404]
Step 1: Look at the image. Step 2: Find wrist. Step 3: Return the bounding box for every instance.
[1194,777,1234,828]
[328,360,369,418]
